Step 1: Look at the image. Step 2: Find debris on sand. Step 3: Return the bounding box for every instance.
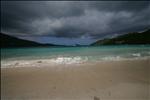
[14,62,19,66]
[37,61,42,63]
[53,86,56,89]
[94,96,100,100]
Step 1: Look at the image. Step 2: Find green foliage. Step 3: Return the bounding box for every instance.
[1,33,56,48]
[92,29,150,45]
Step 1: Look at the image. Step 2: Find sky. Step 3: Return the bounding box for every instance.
[1,1,150,45]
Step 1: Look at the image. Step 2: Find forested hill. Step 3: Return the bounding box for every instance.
[1,33,58,48]
[91,29,150,45]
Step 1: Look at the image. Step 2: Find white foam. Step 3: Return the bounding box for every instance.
[1,60,35,68]
[1,56,150,68]
[101,56,123,61]
[1,56,86,68]
[132,53,141,57]
[50,56,84,64]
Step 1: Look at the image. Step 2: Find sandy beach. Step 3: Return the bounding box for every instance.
[1,59,150,100]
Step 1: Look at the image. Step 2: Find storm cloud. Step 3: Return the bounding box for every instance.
[1,1,150,40]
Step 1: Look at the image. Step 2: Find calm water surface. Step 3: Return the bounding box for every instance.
[1,45,150,62]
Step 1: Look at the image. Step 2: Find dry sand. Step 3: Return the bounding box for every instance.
[1,59,150,100]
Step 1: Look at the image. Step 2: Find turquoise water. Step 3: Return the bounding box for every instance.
[1,45,150,62]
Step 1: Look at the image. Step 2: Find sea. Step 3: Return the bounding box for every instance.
[1,45,150,67]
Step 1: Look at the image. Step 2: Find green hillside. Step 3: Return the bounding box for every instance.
[92,29,150,45]
[1,33,57,48]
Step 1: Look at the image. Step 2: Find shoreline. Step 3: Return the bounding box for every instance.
[1,57,150,69]
[1,59,150,100]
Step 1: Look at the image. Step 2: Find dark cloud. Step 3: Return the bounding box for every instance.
[1,1,150,40]
[89,1,150,12]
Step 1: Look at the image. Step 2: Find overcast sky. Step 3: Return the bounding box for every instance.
[1,1,150,45]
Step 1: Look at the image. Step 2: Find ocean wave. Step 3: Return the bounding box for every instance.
[101,56,123,61]
[1,56,87,68]
[1,56,150,68]
[50,56,85,64]
[132,53,141,57]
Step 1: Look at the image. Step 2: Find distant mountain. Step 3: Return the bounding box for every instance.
[91,29,150,45]
[0,33,61,48]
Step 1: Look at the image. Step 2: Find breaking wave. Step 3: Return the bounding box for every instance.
[50,56,87,64]
[1,54,150,68]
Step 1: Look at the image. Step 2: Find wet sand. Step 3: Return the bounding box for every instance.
[1,59,150,100]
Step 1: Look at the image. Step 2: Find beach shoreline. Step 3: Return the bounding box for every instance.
[1,57,150,68]
[1,59,150,100]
